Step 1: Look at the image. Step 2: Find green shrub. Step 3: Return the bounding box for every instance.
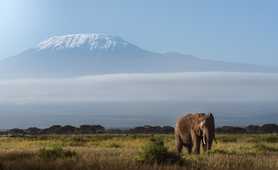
[38,144,77,160]
[136,137,179,164]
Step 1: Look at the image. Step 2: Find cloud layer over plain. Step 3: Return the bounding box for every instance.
[0,72,278,104]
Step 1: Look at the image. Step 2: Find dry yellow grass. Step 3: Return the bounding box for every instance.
[0,134,277,170]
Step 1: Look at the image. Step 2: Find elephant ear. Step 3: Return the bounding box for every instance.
[208,112,214,117]
[207,112,216,136]
[207,112,215,122]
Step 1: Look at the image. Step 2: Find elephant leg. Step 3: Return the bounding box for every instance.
[175,134,183,154]
[191,132,201,154]
[185,143,192,154]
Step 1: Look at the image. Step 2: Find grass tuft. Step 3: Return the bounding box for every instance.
[136,137,180,164]
[38,144,77,160]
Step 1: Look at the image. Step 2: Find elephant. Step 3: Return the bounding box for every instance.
[175,112,216,154]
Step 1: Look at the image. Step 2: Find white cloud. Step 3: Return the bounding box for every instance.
[0,72,278,104]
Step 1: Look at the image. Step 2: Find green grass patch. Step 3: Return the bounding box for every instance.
[136,137,180,164]
[38,144,77,160]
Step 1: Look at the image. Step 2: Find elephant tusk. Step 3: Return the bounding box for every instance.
[203,136,206,145]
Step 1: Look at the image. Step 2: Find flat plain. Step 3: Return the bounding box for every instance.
[0,133,277,170]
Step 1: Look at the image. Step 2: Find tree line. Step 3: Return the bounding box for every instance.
[0,123,277,135]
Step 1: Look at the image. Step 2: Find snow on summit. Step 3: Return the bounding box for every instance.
[38,33,130,50]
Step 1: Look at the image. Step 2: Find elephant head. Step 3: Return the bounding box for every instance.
[199,113,216,150]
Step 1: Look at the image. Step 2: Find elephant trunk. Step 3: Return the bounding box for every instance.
[203,128,213,150]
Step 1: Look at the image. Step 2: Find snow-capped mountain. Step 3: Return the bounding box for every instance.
[36,33,148,54]
[0,33,276,78]
[34,33,152,58]
[38,34,127,50]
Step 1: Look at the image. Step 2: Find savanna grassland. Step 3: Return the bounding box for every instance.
[0,134,277,170]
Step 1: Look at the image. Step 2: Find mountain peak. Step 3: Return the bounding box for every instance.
[37,33,130,51]
[0,33,275,78]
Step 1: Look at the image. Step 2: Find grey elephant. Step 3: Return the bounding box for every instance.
[175,112,216,154]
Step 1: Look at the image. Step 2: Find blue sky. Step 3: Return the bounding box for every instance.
[0,0,277,66]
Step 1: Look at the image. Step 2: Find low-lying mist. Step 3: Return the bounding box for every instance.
[0,72,277,128]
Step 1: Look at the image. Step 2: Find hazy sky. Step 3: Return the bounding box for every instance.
[0,0,278,66]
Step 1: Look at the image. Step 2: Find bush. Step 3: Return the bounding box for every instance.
[38,144,77,160]
[136,137,179,164]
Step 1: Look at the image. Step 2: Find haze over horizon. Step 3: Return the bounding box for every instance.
[0,72,276,128]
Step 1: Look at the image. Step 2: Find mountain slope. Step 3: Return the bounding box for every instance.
[0,33,276,78]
